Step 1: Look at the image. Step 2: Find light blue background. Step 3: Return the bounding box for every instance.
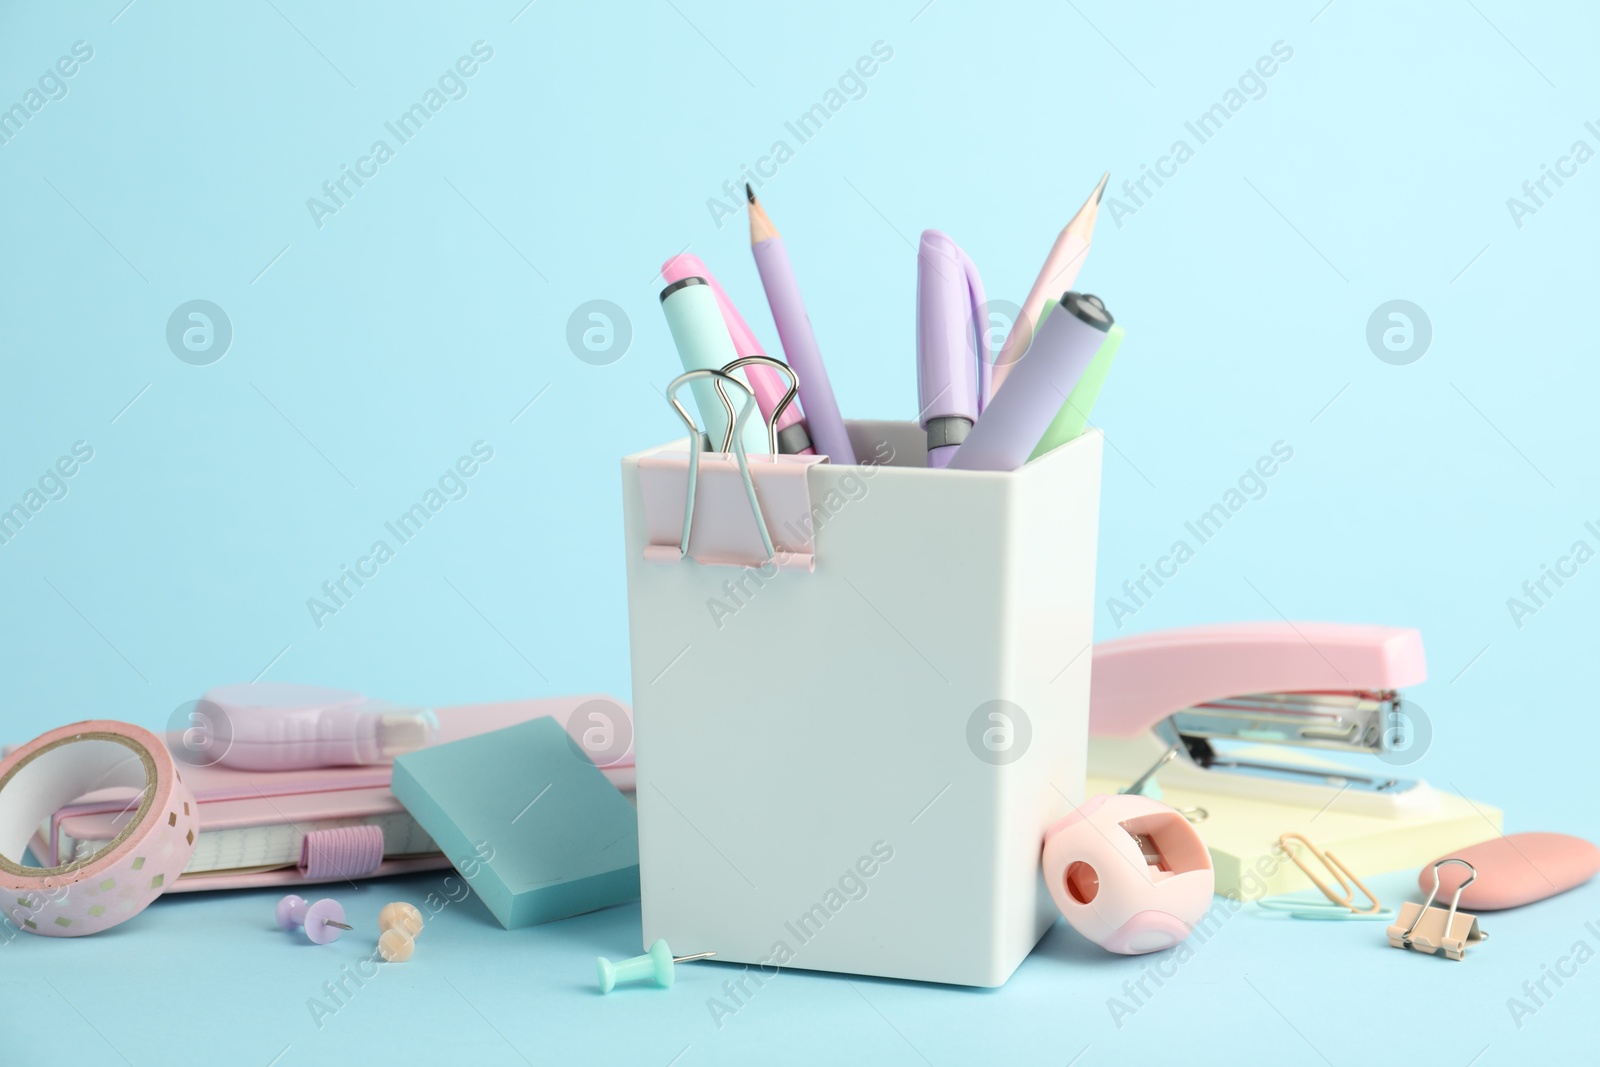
[3,0,1597,1063]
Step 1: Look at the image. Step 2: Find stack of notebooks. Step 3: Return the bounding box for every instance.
[25,695,635,892]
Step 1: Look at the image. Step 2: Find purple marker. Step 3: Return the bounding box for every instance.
[917,230,989,468]
[747,187,857,465]
[946,293,1113,472]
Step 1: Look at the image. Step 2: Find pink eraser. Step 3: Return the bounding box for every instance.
[1424,833,1600,911]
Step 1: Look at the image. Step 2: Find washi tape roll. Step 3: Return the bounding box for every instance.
[0,720,198,937]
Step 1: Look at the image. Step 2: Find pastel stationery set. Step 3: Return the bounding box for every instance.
[9,158,1579,1005]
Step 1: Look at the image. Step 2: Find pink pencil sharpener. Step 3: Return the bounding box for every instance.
[1041,794,1215,955]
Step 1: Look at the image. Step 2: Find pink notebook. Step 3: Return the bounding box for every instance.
[27,695,635,893]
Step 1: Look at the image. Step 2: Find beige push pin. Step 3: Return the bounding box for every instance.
[1387,857,1488,961]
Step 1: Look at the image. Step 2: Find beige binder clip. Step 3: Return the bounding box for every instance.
[1387,858,1488,961]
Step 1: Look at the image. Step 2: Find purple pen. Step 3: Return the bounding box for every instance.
[946,293,1113,472]
[917,230,989,468]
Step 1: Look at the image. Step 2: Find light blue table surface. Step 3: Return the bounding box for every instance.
[3,1,1597,1063]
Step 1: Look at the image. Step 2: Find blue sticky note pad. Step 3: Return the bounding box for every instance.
[391,717,640,928]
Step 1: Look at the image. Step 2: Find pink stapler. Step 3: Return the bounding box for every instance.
[1087,623,1437,816]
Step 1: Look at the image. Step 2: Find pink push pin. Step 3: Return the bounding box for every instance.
[276,894,353,945]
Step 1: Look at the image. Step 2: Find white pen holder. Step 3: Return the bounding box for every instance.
[621,419,1103,986]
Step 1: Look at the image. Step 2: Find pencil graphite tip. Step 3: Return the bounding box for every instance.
[747,187,778,242]
[745,182,755,203]
[1063,171,1111,240]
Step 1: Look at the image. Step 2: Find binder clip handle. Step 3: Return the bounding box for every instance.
[1400,856,1476,946]
[663,368,775,564]
[713,355,800,457]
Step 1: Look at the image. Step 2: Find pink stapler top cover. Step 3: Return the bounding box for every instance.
[1089,622,1427,738]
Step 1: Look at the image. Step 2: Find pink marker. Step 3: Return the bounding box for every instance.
[661,253,814,455]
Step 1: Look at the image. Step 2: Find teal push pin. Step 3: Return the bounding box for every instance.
[596,939,715,993]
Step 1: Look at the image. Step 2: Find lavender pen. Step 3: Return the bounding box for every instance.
[946,293,1113,472]
[747,185,857,465]
[916,230,987,468]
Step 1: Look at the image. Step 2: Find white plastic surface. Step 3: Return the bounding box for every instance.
[621,420,1103,986]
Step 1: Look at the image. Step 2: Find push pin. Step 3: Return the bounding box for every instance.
[377,928,416,963]
[1387,858,1488,961]
[596,939,715,993]
[275,894,352,945]
[378,902,424,938]
[376,902,423,963]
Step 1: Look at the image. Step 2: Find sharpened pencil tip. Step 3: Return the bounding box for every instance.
[1093,171,1110,203]
[745,182,755,203]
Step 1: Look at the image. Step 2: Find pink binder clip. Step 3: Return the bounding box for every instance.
[639,363,825,571]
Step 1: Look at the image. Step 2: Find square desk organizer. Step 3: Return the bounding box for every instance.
[621,419,1103,987]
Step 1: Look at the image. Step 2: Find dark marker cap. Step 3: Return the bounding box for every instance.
[1059,292,1113,331]
[776,421,813,454]
[660,276,708,302]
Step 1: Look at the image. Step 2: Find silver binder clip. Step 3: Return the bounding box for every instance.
[712,356,800,456]
[663,368,774,563]
[639,364,825,570]
[1387,857,1488,961]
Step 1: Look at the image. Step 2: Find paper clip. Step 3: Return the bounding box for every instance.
[713,356,800,455]
[1121,743,1179,797]
[1387,857,1488,961]
[1119,745,1207,824]
[664,368,773,563]
[1260,833,1390,920]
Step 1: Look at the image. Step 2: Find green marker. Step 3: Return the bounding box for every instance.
[660,277,767,455]
[1028,305,1124,460]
